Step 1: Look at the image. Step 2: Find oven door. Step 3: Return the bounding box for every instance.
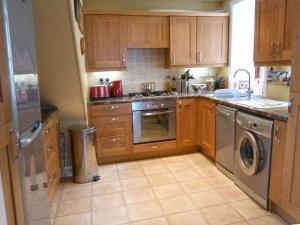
[133,108,176,144]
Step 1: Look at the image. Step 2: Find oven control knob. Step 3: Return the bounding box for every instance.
[161,104,165,107]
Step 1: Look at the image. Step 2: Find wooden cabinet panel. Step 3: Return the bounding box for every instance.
[176,99,197,148]
[269,120,287,205]
[198,99,216,160]
[96,135,132,157]
[91,103,132,117]
[170,16,196,66]
[126,16,169,48]
[254,0,279,64]
[196,17,228,66]
[278,0,295,61]
[92,115,132,137]
[85,15,127,71]
[133,140,176,153]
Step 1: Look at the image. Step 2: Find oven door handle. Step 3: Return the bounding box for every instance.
[141,110,174,116]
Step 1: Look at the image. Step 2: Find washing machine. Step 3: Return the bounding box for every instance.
[234,111,273,209]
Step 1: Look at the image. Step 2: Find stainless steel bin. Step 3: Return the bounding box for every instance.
[70,126,99,183]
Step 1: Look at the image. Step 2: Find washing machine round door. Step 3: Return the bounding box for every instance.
[237,131,262,176]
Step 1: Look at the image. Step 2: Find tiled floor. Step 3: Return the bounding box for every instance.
[51,153,288,225]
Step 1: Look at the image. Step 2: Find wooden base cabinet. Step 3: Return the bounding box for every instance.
[42,114,61,205]
[89,103,133,161]
[176,99,198,148]
[197,99,216,160]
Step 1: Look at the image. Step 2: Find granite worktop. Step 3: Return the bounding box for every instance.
[88,92,289,122]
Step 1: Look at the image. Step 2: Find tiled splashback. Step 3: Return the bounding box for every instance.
[87,49,222,95]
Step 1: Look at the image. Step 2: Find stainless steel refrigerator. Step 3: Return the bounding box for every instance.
[1,0,50,224]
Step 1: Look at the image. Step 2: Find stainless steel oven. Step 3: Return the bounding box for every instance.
[132,100,176,144]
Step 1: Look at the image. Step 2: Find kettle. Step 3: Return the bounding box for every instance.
[109,80,123,97]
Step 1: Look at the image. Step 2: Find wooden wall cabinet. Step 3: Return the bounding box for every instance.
[126,16,169,48]
[196,17,228,66]
[85,15,127,71]
[254,0,294,65]
[43,114,61,205]
[197,98,216,160]
[170,16,197,66]
[176,99,198,148]
[170,16,229,67]
[90,103,132,160]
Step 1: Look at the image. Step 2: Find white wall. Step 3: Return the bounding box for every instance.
[0,172,8,225]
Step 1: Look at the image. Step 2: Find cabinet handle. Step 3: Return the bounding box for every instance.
[288,98,294,114]
[270,42,275,57]
[172,52,176,64]
[44,128,51,134]
[109,105,120,110]
[274,126,280,144]
[122,53,126,66]
[110,137,120,142]
[178,101,182,110]
[197,51,201,64]
[275,42,282,57]
[151,145,159,150]
[111,117,119,121]
[46,145,54,153]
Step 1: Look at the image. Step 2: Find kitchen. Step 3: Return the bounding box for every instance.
[0,0,299,225]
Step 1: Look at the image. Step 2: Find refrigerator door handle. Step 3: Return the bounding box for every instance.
[20,121,42,149]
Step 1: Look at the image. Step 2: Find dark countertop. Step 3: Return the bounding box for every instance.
[41,105,58,125]
[88,92,288,122]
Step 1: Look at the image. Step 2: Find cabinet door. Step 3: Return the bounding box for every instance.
[85,15,127,70]
[170,17,196,66]
[176,99,197,148]
[196,17,229,66]
[269,120,287,205]
[277,0,295,62]
[198,99,216,160]
[254,0,279,64]
[126,16,169,48]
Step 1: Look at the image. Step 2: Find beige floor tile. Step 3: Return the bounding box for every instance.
[54,212,91,225]
[140,158,163,167]
[161,155,186,164]
[98,164,117,172]
[147,173,176,186]
[167,210,208,225]
[118,168,145,180]
[117,161,140,170]
[159,195,196,215]
[123,188,156,204]
[63,180,91,189]
[247,215,287,225]
[142,165,169,175]
[121,177,149,191]
[57,197,91,217]
[229,222,249,225]
[153,183,184,199]
[189,190,226,208]
[230,199,269,220]
[98,171,119,183]
[166,161,192,173]
[216,185,249,202]
[201,204,244,225]
[196,166,223,178]
[205,175,234,188]
[127,201,163,221]
[93,206,128,225]
[180,179,212,194]
[49,202,58,218]
[93,181,122,195]
[52,190,62,203]
[61,185,92,200]
[93,192,124,210]
[130,217,168,225]
[173,169,201,182]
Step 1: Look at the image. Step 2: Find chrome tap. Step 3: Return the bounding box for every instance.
[233,69,254,94]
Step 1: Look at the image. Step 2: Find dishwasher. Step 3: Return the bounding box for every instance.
[216,105,237,179]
